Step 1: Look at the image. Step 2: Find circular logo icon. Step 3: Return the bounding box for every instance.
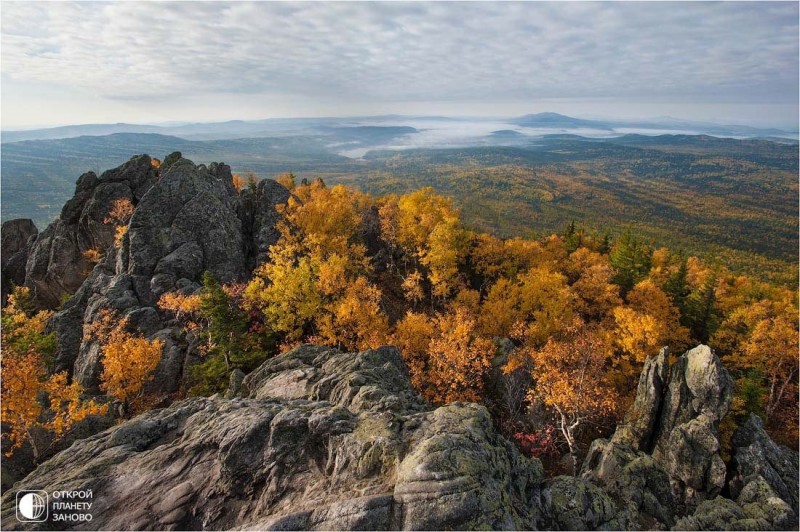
[18,492,47,521]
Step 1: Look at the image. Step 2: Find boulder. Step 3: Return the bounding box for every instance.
[1,345,545,531]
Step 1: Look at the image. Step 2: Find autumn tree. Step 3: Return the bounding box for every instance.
[426,308,494,404]
[509,267,576,347]
[86,310,163,414]
[276,171,296,190]
[232,173,247,192]
[380,187,469,298]
[713,294,799,444]
[317,276,389,351]
[565,247,622,321]
[392,311,435,392]
[613,279,690,366]
[244,179,389,352]
[1,288,106,461]
[523,321,619,471]
[104,198,135,247]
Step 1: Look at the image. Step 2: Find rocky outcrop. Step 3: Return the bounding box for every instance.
[1,218,38,302]
[237,178,292,270]
[727,414,799,528]
[24,156,159,307]
[2,343,797,531]
[36,154,290,391]
[650,345,733,504]
[582,345,796,530]
[1,345,545,531]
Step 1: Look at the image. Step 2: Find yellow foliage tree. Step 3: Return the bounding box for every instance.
[87,310,163,414]
[393,311,436,392]
[104,198,134,247]
[1,288,106,461]
[514,267,577,347]
[317,277,389,351]
[232,173,247,192]
[613,279,690,364]
[276,172,296,190]
[426,308,494,404]
[244,251,321,341]
[566,248,622,321]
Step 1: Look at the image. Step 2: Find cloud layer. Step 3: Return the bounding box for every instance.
[2,2,797,126]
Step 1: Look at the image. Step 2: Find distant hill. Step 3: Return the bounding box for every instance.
[511,112,612,129]
[490,129,526,138]
[2,123,168,143]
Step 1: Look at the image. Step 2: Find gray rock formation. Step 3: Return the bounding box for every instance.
[36,154,290,393]
[728,414,799,527]
[1,343,797,531]
[583,345,795,531]
[650,345,733,503]
[1,218,38,302]
[1,345,545,531]
[611,347,670,452]
[24,155,158,307]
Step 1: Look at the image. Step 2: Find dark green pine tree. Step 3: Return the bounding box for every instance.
[685,272,720,343]
[564,220,581,253]
[190,271,271,395]
[598,233,611,255]
[664,257,691,319]
[609,229,652,294]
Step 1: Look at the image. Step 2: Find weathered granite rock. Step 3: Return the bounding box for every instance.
[1,345,545,531]
[1,218,38,263]
[1,218,38,303]
[582,438,676,529]
[41,154,290,395]
[583,345,735,526]
[652,345,733,505]
[728,414,799,528]
[25,155,158,308]
[542,476,622,530]
[611,347,670,452]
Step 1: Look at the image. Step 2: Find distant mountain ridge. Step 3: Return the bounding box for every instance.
[4,113,795,144]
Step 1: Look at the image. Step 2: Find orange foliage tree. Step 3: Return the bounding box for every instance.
[232,174,247,192]
[394,307,493,404]
[522,321,619,470]
[1,288,107,461]
[104,198,135,247]
[86,310,163,414]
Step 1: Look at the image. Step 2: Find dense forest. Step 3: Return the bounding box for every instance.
[3,134,797,285]
[3,171,797,474]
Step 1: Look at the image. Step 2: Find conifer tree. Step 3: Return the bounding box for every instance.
[610,229,652,294]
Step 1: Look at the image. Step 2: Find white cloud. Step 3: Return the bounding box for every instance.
[1,1,797,126]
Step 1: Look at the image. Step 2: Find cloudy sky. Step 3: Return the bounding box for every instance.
[2,1,798,129]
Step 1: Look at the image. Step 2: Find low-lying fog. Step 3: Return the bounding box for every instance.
[333,118,737,158]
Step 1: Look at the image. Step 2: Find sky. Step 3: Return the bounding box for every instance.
[1,1,798,130]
